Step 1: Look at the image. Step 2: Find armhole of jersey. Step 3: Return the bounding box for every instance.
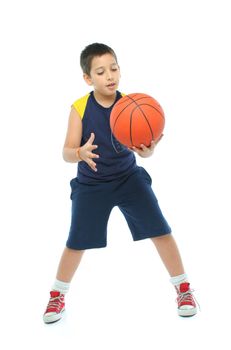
[121,92,126,97]
[71,93,90,120]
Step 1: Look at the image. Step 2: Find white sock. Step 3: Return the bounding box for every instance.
[52,279,70,294]
[170,273,188,287]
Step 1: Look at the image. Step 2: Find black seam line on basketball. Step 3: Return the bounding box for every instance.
[131,105,154,142]
[126,96,155,142]
[128,108,145,145]
[131,102,164,145]
[114,95,150,107]
[136,103,164,119]
[127,96,154,145]
[132,103,164,142]
[130,108,134,146]
[115,94,139,106]
[112,96,151,132]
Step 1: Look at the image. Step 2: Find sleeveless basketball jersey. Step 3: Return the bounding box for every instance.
[71,91,137,183]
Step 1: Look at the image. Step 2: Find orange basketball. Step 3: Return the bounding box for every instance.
[110,93,165,148]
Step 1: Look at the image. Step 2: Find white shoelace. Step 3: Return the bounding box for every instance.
[46,296,64,312]
[177,289,201,311]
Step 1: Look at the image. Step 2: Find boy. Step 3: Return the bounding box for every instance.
[43,43,198,323]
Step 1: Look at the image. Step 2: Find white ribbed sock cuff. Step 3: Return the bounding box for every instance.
[170,273,188,286]
[52,279,70,294]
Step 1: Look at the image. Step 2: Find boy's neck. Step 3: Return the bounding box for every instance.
[93,90,117,108]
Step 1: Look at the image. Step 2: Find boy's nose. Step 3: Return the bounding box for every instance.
[106,71,112,80]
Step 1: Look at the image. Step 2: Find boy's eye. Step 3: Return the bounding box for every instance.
[96,67,118,75]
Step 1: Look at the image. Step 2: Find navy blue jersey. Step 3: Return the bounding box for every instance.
[71,91,137,183]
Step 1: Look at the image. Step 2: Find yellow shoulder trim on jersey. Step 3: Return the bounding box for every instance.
[71,93,90,119]
[121,92,126,97]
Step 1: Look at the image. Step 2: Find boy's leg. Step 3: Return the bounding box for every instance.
[43,247,84,324]
[151,234,198,317]
[56,247,85,282]
[150,234,184,277]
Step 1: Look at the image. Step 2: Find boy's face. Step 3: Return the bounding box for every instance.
[84,53,120,96]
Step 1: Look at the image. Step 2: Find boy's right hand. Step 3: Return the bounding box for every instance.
[78,133,99,172]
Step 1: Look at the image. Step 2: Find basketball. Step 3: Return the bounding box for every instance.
[110,93,165,148]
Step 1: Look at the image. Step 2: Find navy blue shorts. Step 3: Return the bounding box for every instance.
[66,167,171,250]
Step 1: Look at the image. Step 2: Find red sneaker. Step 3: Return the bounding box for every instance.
[176,282,198,317]
[43,291,65,324]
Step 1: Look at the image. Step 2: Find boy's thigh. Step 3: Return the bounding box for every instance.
[117,167,171,240]
[67,179,113,249]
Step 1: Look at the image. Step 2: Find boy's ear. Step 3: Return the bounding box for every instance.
[83,74,93,86]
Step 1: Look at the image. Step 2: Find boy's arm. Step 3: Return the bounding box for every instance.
[62,107,99,171]
[62,107,83,163]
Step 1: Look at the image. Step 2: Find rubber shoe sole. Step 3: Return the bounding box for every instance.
[43,309,65,324]
[178,307,197,317]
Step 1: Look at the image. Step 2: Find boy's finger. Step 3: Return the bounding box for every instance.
[88,132,95,144]
[90,144,98,150]
[88,159,97,172]
[91,153,99,159]
[140,144,148,150]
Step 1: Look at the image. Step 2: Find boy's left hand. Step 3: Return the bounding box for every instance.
[129,134,163,158]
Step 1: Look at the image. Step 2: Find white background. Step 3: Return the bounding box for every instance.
[0,0,230,349]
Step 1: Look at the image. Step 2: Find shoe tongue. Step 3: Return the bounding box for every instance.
[50,291,61,298]
[179,282,190,293]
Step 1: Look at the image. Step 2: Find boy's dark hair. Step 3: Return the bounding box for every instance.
[80,43,118,76]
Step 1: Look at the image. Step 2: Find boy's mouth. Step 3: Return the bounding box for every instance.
[106,83,116,87]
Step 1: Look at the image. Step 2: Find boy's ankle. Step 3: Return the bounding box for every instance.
[52,279,70,294]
